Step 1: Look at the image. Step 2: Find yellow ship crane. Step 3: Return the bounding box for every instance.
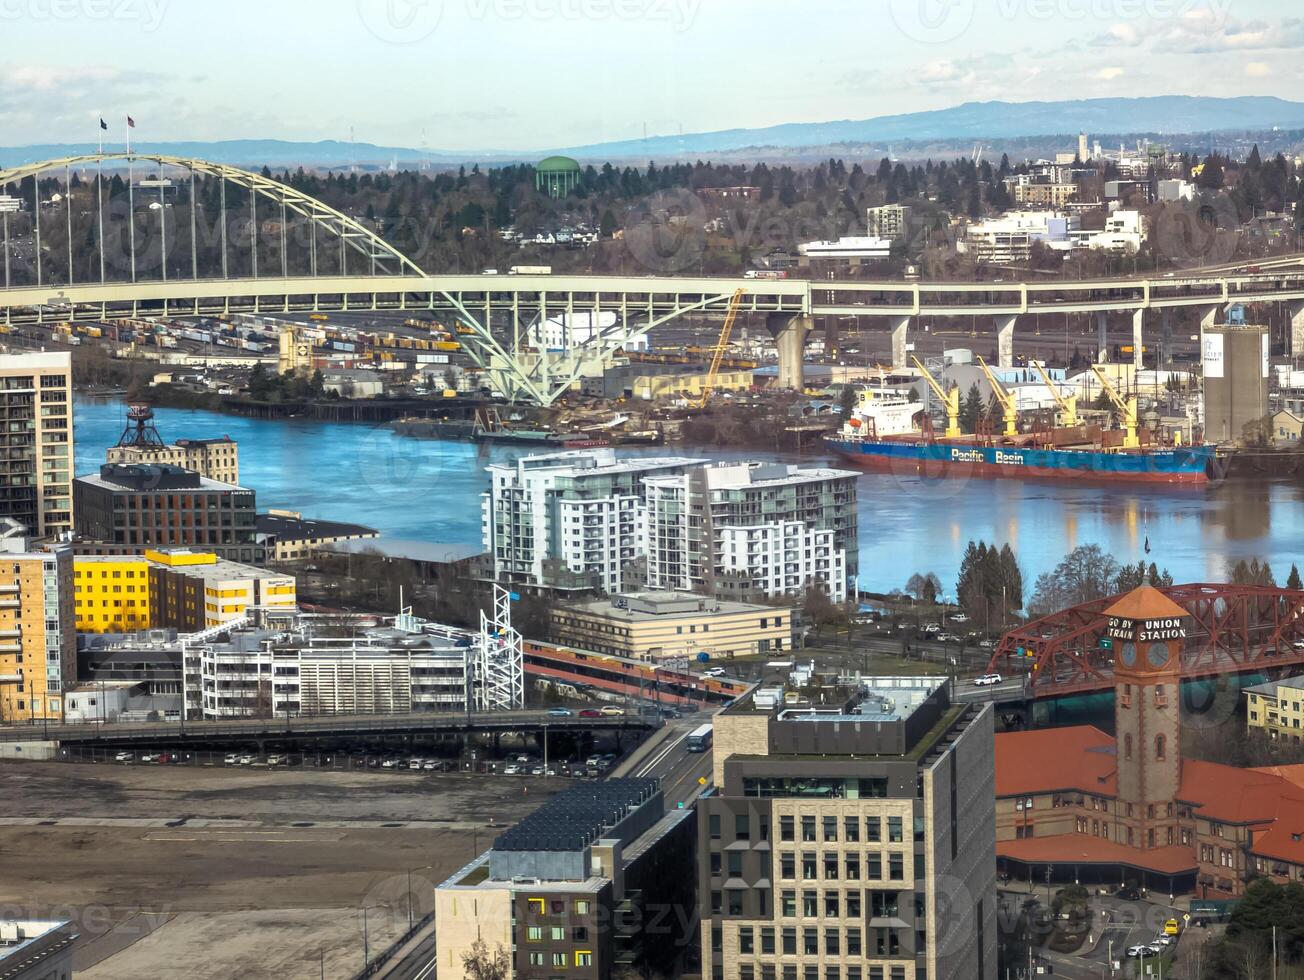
[1089,365,1140,449]
[911,356,961,438]
[975,356,1019,438]
[698,288,747,409]
[1031,361,1078,428]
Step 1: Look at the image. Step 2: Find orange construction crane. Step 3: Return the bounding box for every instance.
[697,288,747,409]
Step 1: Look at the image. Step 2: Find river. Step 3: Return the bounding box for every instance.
[73,398,1304,596]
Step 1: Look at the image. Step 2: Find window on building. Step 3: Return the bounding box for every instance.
[781,891,796,917]
[782,927,797,955]
[801,816,816,842]
[889,854,904,881]
[780,815,794,841]
[728,852,743,876]
[844,816,860,842]
[1156,734,1166,760]
[1124,733,1133,760]
[846,891,861,917]
[761,927,775,955]
[740,927,754,954]
[803,853,817,879]
[803,890,818,917]
[866,816,881,842]
[803,927,818,955]
[823,816,837,842]
[888,817,903,843]
[781,853,795,879]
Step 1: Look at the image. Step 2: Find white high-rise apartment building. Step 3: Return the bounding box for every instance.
[482,449,705,593]
[644,462,859,602]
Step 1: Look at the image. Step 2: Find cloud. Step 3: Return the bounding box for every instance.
[1096,67,1125,81]
[1089,23,1143,48]
[1153,15,1304,55]
[1245,62,1271,77]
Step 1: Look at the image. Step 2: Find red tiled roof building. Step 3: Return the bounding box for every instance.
[996,586,1304,898]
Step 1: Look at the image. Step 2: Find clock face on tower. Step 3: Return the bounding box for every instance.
[1147,642,1171,668]
[1120,642,1137,668]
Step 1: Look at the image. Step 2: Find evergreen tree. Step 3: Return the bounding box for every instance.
[959,383,983,434]
[1289,564,1303,592]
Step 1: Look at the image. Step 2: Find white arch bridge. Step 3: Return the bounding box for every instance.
[3,153,1304,404]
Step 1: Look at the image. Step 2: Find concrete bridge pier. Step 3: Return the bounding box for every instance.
[889,315,911,369]
[1132,309,1145,369]
[1095,311,1109,363]
[995,314,1017,369]
[767,313,812,390]
[1160,308,1174,367]
[1290,301,1304,357]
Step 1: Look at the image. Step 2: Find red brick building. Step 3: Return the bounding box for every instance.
[995,586,1304,898]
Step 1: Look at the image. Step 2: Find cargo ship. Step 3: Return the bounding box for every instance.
[826,384,1215,485]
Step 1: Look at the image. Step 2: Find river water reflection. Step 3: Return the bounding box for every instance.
[75,399,1302,596]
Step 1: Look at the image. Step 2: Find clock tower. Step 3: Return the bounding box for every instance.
[1106,586,1187,852]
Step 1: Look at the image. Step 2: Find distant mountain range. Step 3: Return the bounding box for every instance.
[556,97,1304,158]
[4,97,1304,170]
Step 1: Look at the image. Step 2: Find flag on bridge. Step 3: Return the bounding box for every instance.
[99,118,107,131]
[127,116,135,128]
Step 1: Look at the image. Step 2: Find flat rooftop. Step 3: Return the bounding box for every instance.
[256,512,378,541]
[561,591,773,621]
[0,920,76,978]
[492,778,659,854]
[728,675,946,722]
[78,464,248,493]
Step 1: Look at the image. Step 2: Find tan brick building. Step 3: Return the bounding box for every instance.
[700,676,997,980]
[551,592,791,662]
[107,435,240,484]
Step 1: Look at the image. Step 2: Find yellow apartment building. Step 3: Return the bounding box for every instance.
[0,525,75,722]
[74,549,296,633]
[73,556,153,633]
[1247,677,1304,742]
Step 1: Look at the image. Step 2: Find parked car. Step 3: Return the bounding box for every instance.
[223,753,240,765]
[1116,886,1141,901]
[114,751,134,763]
[978,638,996,649]
[238,754,255,765]
[703,667,726,677]
[266,755,285,766]
[504,764,521,775]
[422,760,440,771]
[139,753,160,763]
[381,758,402,769]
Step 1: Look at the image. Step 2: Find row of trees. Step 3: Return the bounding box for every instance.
[1026,544,1175,618]
[956,541,1023,628]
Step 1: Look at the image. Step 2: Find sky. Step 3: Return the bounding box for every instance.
[0,0,1302,151]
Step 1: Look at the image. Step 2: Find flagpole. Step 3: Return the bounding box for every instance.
[97,152,105,284]
[126,117,135,282]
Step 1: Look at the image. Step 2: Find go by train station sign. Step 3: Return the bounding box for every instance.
[1107,616,1187,643]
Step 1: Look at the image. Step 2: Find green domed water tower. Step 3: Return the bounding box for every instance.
[535,155,581,198]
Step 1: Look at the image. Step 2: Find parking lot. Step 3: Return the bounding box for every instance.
[0,759,575,978]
